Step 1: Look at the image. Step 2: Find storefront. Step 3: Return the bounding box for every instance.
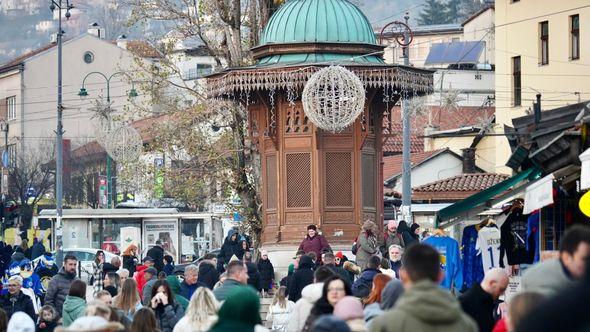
[37,208,224,263]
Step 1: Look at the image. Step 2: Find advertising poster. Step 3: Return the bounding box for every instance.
[143,221,178,260]
[120,227,141,253]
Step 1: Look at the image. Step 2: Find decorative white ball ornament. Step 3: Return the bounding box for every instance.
[102,122,143,163]
[302,66,366,132]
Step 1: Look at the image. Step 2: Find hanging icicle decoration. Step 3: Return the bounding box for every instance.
[302,65,366,132]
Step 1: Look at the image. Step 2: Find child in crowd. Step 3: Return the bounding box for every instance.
[37,305,58,332]
[163,255,175,276]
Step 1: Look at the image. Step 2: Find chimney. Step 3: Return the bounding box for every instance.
[116,34,128,49]
[50,33,58,44]
[87,22,104,39]
[462,148,477,173]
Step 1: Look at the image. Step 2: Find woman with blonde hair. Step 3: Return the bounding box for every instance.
[113,278,142,320]
[266,286,295,332]
[172,287,219,332]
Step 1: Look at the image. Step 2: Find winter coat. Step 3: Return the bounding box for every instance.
[102,262,119,275]
[459,283,496,332]
[257,259,275,291]
[352,268,380,298]
[154,302,184,332]
[31,242,46,260]
[213,279,245,301]
[0,290,36,321]
[173,315,218,332]
[44,267,77,316]
[142,276,158,305]
[324,264,352,286]
[397,221,418,247]
[219,230,244,266]
[246,261,262,292]
[198,261,220,290]
[166,275,189,312]
[297,235,330,263]
[122,254,138,275]
[287,283,323,332]
[356,231,379,271]
[287,256,315,303]
[179,280,200,301]
[380,231,404,257]
[369,280,478,332]
[390,260,402,279]
[146,245,165,272]
[164,263,175,276]
[266,300,295,332]
[92,262,104,297]
[134,265,149,297]
[521,258,576,296]
[36,319,58,332]
[61,295,87,327]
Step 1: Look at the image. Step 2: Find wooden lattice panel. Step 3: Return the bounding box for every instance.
[285,105,311,134]
[286,153,312,208]
[362,153,375,208]
[265,154,277,210]
[324,152,353,207]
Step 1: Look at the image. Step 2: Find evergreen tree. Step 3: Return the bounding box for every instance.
[445,0,461,24]
[460,0,485,22]
[417,0,450,25]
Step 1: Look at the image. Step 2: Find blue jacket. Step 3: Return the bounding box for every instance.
[424,236,463,290]
[179,280,200,300]
[352,268,380,298]
[461,225,484,290]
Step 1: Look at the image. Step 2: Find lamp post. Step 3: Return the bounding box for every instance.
[401,12,413,224]
[50,0,74,225]
[78,71,138,208]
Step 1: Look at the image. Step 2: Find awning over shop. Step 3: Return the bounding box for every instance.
[523,174,554,214]
[436,167,541,228]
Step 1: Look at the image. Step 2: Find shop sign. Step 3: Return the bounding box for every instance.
[523,174,554,214]
[504,275,522,303]
[120,227,141,252]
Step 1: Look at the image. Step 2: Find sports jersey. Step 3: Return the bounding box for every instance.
[424,235,462,290]
[476,226,503,270]
[462,225,484,289]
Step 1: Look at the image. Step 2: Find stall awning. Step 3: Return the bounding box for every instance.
[436,167,541,228]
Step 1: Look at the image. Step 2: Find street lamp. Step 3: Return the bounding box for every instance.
[78,71,138,208]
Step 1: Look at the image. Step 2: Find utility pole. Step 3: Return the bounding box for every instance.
[50,0,73,225]
[401,12,413,224]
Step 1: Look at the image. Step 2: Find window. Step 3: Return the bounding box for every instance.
[185,64,213,80]
[83,51,94,64]
[540,21,549,65]
[6,96,16,120]
[513,56,522,106]
[571,15,580,60]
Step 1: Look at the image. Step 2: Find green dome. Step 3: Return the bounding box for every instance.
[260,0,376,46]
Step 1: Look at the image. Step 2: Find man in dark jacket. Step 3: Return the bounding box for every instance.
[257,250,274,293]
[213,261,249,301]
[30,238,46,260]
[45,254,78,316]
[197,260,219,290]
[180,264,201,300]
[243,252,261,292]
[287,254,315,302]
[352,255,381,297]
[459,268,509,332]
[0,275,36,321]
[397,221,418,247]
[298,225,330,264]
[322,252,351,285]
[102,256,121,275]
[218,229,243,271]
[146,240,165,273]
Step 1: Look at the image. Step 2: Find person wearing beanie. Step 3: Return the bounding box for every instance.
[141,267,159,305]
[209,286,268,332]
[298,225,331,264]
[7,311,35,332]
[334,296,367,332]
[312,315,351,332]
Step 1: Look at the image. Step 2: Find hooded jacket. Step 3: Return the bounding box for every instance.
[288,256,315,303]
[198,261,220,290]
[0,290,36,320]
[210,286,262,332]
[397,221,418,247]
[219,230,244,265]
[134,264,149,297]
[287,282,324,332]
[370,280,477,332]
[165,276,190,312]
[45,267,77,316]
[257,258,275,291]
[352,268,380,298]
[61,295,87,327]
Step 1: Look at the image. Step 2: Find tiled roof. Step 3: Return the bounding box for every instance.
[112,40,163,59]
[413,173,509,201]
[0,42,57,72]
[383,148,449,182]
[383,105,494,154]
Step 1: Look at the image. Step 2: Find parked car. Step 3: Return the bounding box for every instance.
[33,248,120,284]
[173,249,221,276]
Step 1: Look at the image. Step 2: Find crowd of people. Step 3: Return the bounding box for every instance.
[0,221,586,332]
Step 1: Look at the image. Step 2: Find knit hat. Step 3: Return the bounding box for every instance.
[312,315,351,332]
[7,312,35,332]
[333,296,364,321]
[307,224,317,231]
[335,251,344,259]
[144,267,157,276]
[210,286,261,332]
[142,256,154,263]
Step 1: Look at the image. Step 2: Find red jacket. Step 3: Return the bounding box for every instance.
[298,235,330,262]
[134,265,148,297]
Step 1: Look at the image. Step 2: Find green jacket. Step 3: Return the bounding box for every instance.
[165,275,189,311]
[61,295,86,327]
[210,286,261,332]
[213,279,244,301]
[369,280,477,332]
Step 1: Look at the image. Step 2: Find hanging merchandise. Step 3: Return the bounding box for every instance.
[499,204,533,267]
[461,225,484,289]
[302,65,366,132]
[526,212,540,263]
[579,148,590,190]
[476,221,505,271]
[423,234,463,291]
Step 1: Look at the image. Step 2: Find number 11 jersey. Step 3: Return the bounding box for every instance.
[476,226,504,270]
